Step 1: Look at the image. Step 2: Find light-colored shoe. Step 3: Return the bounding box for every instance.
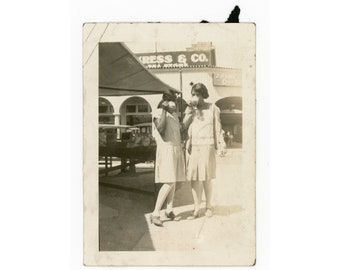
[205,208,213,218]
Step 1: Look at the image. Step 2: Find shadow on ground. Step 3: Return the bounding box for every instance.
[175,204,244,220]
[99,185,154,251]
[98,159,245,251]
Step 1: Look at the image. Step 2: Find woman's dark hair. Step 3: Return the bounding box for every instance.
[157,89,177,108]
[190,82,209,99]
[162,89,177,102]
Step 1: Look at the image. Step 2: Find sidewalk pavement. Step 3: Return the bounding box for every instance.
[99,149,255,258]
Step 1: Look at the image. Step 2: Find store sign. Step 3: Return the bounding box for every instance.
[135,50,215,69]
[213,70,242,87]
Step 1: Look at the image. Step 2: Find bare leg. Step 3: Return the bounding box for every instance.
[203,180,213,209]
[152,183,174,217]
[203,180,213,217]
[191,181,203,214]
[165,183,176,213]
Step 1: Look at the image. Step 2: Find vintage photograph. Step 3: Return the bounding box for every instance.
[83,23,256,266]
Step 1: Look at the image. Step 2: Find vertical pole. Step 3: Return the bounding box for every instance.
[179,68,183,120]
[179,68,186,163]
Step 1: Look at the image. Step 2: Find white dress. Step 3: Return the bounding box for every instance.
[153,109,186,183]
[186,103,225,181]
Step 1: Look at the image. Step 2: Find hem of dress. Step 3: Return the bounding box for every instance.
[155,179,186,183]
[186,177,215,181]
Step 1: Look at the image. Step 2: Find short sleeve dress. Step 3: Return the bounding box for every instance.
[186,103,225,181]
[153,109,186,183]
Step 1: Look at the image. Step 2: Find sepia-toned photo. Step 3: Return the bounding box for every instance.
[83,23,256,266]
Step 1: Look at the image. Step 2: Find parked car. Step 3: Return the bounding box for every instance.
[99,124,139,145]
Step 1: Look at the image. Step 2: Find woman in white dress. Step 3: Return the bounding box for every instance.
[150,90,186,227]
[183,83,227,219]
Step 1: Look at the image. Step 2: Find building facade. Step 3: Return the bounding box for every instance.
[99,42,243,146]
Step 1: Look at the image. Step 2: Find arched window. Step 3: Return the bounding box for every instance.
[99,97,114,123]
[120,97,152,134]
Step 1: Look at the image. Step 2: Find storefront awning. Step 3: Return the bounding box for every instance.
[99,43,180,96]
[215,96,242,111]
[220,113,242,125]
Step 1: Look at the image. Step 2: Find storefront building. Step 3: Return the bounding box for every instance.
[99,42,243,146]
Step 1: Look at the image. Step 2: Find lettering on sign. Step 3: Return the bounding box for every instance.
[213,70,242,87]
[135,50,215,69]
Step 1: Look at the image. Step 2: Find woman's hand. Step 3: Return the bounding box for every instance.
[184,106,194,115]
[161,101,169,111]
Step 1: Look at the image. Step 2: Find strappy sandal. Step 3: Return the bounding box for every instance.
[165,211,181,221]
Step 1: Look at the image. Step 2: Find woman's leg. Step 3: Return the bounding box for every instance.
[203,180,213,208]
[152,183,174,217]
[191,181,203,214]
[203,180,213,217]
[165,183,176,214]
